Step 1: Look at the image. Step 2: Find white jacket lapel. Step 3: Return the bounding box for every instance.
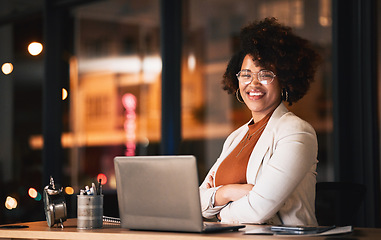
[218,123,249,161]
[246,103,289,184]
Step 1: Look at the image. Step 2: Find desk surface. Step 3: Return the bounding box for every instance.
[0,219,380,240]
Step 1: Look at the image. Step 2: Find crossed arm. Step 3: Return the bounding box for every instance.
[205,172,254,206]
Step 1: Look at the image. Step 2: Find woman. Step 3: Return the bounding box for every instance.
[199,18,321,226]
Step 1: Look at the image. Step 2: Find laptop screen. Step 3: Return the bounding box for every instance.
[114,155,204,232]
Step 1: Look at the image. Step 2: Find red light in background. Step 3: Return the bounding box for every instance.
[97,173,107,185]
[28,188,38,199]
[122,93,137,156]
[122,93,137,109]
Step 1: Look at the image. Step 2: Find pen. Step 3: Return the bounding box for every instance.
[80,180,102,196]
[98,179,102,195]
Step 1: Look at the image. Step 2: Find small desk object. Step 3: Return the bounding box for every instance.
[0,218,380,240]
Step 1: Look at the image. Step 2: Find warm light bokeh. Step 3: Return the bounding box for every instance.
[1,62,13,75]
[65,186,74,195]
[28,42,43,56]
[188,53,196,72]
[28,188,38,199]
[62,88,68,100]
[5,196,17,210]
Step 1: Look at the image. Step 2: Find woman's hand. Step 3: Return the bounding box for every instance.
[215,184,254,206]
[204,171,254,206]
[205,171,215,189]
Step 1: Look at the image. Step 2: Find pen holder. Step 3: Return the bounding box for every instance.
[77,195,103,229]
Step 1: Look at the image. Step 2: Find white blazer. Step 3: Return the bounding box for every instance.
[199,103,318,226]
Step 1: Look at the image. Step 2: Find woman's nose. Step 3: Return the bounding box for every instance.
[249,75,261,86]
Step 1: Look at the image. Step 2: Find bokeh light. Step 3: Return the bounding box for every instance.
[34,192,42,201]
[2,63,13,75]
[108,175,116,189]
[62,88,68,100]
[5,196,17,210]
[28,42,43,56]
[188,53,196,72]
[65,186,74,195]
[97,173,107,185]
[28,188,38,198]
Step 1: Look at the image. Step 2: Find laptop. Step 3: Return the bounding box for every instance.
[114,155,245,233]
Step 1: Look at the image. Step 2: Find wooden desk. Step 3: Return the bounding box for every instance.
[0,219,379,240]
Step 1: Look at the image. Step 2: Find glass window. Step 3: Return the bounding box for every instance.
[0,0,334,224]
[181,0,333,182]
[68,0,333,190]
[70,0,161,191]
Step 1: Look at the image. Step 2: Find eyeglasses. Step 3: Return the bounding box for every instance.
[236,69,276,85]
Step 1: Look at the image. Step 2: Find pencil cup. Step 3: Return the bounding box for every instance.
[77,195,103,229]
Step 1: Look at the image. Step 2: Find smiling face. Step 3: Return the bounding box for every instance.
[239,54,282,122]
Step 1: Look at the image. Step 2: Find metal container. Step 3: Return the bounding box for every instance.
[77,195,103,229]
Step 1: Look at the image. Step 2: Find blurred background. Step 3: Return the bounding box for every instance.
[0,0,380,227]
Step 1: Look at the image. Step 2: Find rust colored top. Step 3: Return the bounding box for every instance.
[215,112,272,187]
